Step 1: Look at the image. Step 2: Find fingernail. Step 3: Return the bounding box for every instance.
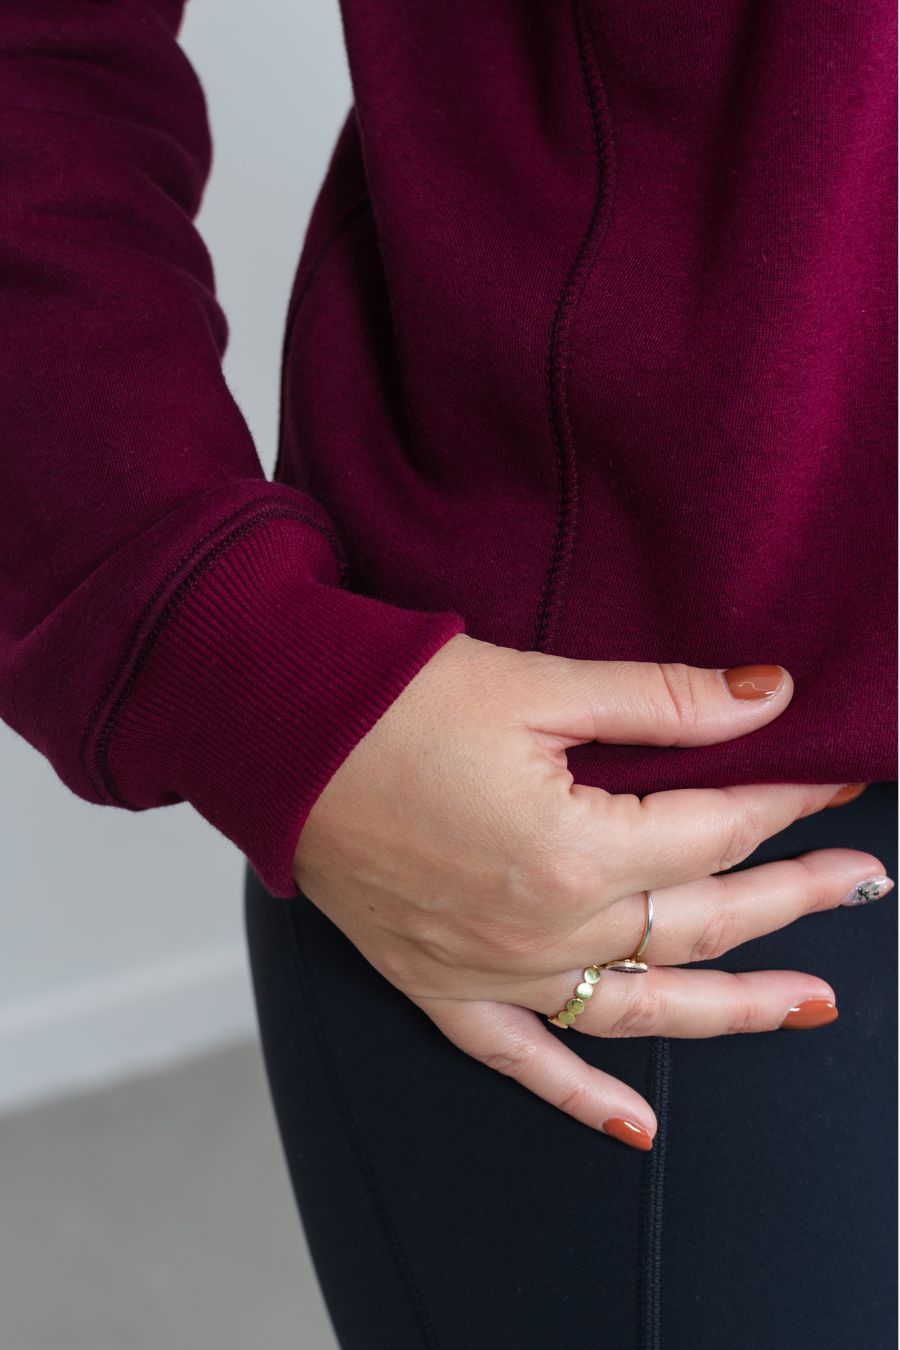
[603,1117,654,1151]
[779,998,839,1030]
[826,782,869,808]
[841,874,894,906]
[722,664,785,700]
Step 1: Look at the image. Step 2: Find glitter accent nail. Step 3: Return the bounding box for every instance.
[841,874,895,906]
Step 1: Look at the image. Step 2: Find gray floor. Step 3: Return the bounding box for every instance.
[0,1041,339,1350]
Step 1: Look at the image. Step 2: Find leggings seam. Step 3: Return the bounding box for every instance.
[638,1036,673,1349]
[284,898,443,1350]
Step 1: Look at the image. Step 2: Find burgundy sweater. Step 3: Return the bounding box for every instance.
[1,1,895,898]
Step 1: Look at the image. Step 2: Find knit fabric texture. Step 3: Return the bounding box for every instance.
[0,0,895,896]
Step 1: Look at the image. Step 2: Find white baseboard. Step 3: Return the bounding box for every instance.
[0,945,257,1116]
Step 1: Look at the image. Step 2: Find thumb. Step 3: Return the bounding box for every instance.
[515,654,792,749]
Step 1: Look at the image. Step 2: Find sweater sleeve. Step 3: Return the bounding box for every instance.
[0,0,466,897]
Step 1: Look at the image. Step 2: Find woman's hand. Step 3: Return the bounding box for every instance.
[291,634,889,1147]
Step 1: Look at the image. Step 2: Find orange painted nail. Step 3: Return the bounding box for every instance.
[603,1117,654,1151]
[826,782,869,807]
[779,998,839,1030]
[722,664,785,700]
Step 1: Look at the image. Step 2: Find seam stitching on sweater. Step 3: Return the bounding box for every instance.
[273,193,372,485]
[83,503,347,806]
[284,896,444,1350]
[532,0,617,653]
[638,1037,673,1349]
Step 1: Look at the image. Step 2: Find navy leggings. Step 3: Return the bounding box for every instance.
[244,780,897,1349]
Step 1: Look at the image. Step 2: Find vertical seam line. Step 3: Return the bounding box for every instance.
[531,0,617,653]
[638,1036,673,1349]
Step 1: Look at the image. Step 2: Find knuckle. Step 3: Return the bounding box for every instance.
[550,854,594,908]
[555,1079,591,1116]
[413,928,465,970]
[791,853,834,912]
[604,983,666,1038]
[493,928,545,968]
[459,917,538,969]
[517,786,614,912]
[477,1036,538,1077]
[652,662,703,742]
[523,841,592,911]
[715,807,763,873]
[689,901,738,963]
[376,942,460,1001]
[726,999,761,1035]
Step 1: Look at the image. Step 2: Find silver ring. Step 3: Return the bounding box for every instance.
[601,889,653,973]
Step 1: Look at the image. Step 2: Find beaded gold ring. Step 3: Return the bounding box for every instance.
[548,964,605,1028]
[547,891,654,1030]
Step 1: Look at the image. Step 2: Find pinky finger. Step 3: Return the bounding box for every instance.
[416,994,657,1150]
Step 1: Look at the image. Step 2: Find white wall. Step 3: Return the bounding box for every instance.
[0,0,352,1113]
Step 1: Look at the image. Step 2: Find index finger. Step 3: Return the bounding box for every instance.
[420,995,657,1145]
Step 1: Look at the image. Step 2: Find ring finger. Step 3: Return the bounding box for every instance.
[565,847,891,973]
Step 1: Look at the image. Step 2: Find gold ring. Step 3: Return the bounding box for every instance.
[547,891,654,1030]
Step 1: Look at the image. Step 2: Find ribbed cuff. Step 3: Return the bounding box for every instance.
[101,514,467,896]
